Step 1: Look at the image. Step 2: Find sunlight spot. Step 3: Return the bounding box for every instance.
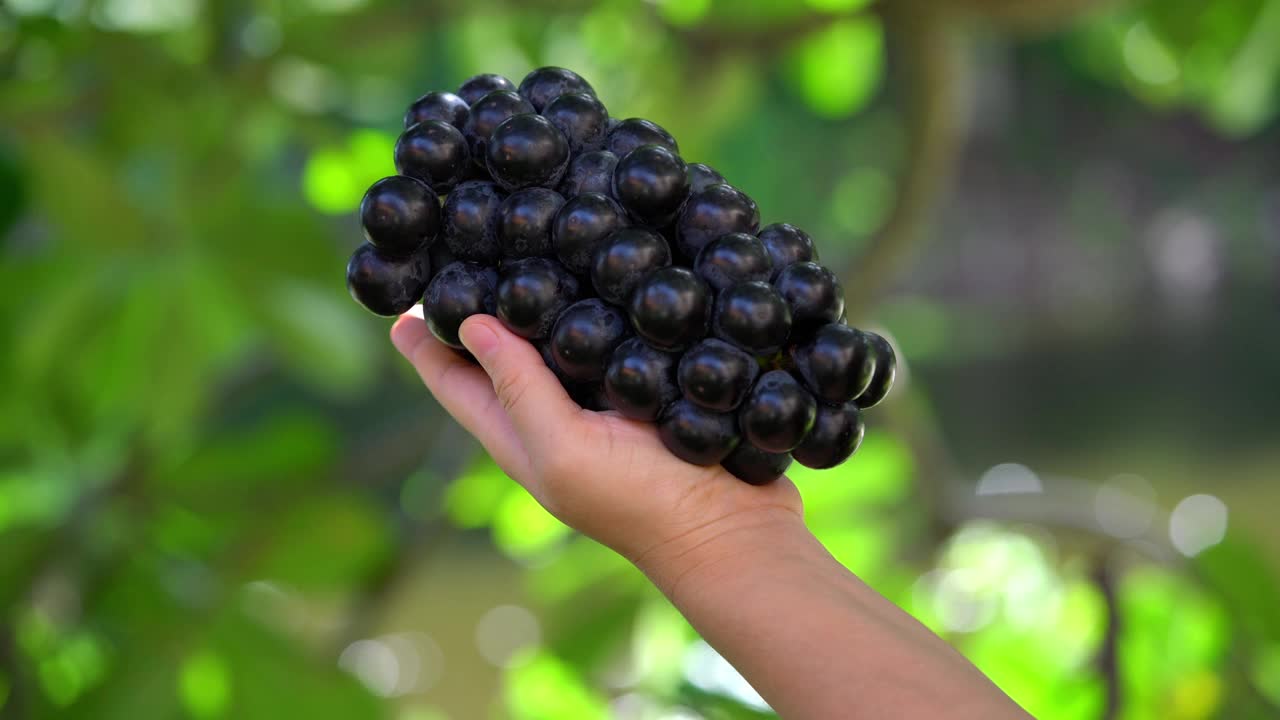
[1169,494,1228,557]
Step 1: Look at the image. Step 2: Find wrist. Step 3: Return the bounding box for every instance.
[631,504,815,602]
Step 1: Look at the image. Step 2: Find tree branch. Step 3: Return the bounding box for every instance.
[1094,553,1123,720]
[843,2,967,315]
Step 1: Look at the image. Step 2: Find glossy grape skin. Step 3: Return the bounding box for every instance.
[360,176,440,256]
[774,262,845,331]
[757,223,818,279]
[694,232,774,292]
[395,120,471,193]
[456,73,516,106]
[628,267,711,352]
[790,324,875,406]
[612,145,690,226]
[346,243,431,317]
[462,90,534,167]
[791,401,864,469]
[677,338,758,412]
[686,163,726,194]
[591,227,672,305]
[552,192,629,275]
[442,180,505,264]
[498,187,564,260]
[542,92,609,154]
[603,338,680,421]
[549,299,630,383]
[722,443,792,485]
[675,184,760,259]
[606,118,679,156]
[712,281,792,355]
[558,150,618,198]
[739,370,817,453]
[404,91,469,131]
[855,332,896,409]
[657,399,740,466]
[486,113,570,191]
[518,66,596,111]
[422,261,498,347]
[495,257,580,340]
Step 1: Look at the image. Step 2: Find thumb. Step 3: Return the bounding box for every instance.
[459,315,582,443]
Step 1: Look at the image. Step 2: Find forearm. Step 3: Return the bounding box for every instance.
[637,509,1031,720]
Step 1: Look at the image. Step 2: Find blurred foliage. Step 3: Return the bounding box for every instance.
[2,0,1279,718]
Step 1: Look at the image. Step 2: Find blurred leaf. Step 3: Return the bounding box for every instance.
[0,138,25,238]
[785,17,884,118]
[504,650,609,720]
[251,493,394,590]
[1193,537,1280,645]
[178,650,231,720]
[443,455,510,529]
[303,129,397,215]
[264,280,381,397]
[492,485,572,560]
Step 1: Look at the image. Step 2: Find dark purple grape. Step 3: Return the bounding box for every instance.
[346,243,431,317]
[694,232,773,292]
[591,227,671,305]
[774,262,845,331]
[603,338,680,421]
[498,187,564,260]
[792,401,864,469]
[722,444,792,485]
[552,192,628,275]
[463,90,534,168]
[687,163,727,194]
[426,240,457,282]
[495,257,579,339]
[739,370,817,453]
[612,145,689,226]
[395,120,471,193]
[457,73,516,106]
[675,184,760,258]
[542,92,609,154]
[404,91,469,131]
[422,261,498,347]
[658,399,740,466]
[712,281,792,355]
[549,299,630,383]
[486,113,570,191]
[443,180,505,264]
[677,338,758,412]
[790,324,875,406]
[567,381,614,412]
[558,150,618,198]
[360,176,439,256]
[757,223,818,279]
[628,267,711,352]
[855,332,896,409]
[518,66,596,111]
[606,118,679,156]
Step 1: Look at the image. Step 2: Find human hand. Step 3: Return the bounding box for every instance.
[389,308,804,576]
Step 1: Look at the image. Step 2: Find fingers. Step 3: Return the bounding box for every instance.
[390,310,532,478]
[457,315,584,455]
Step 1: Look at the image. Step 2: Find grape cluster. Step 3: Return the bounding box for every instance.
[346,67,897,485]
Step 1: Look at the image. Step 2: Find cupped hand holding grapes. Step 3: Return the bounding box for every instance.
[390,308,803,572]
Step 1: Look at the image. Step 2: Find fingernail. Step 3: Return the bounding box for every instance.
[459,320,500,359]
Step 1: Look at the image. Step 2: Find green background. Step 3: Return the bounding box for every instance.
[2,0,1280,718]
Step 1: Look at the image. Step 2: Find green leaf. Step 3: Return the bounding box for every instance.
[786,17,884,118]
[791,432,913,525]
[492,485,572,560]
[504,651,609,720]
[443,455,511,529]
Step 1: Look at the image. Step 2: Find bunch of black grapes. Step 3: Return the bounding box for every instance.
[347,67,896,485]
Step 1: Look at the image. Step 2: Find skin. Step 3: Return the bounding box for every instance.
[390,308,1032,720]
